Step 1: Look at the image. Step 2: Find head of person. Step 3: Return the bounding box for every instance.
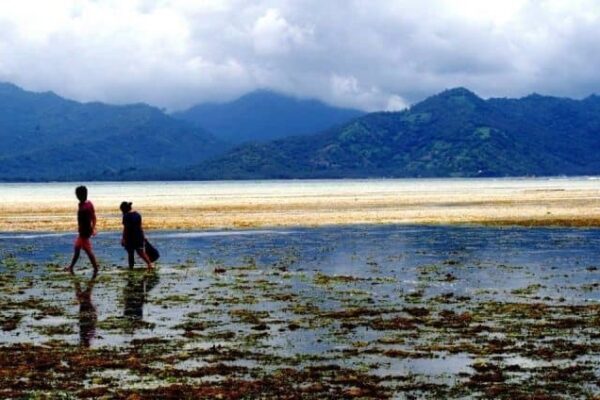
[120,201,132,214]
[75,186,88,202]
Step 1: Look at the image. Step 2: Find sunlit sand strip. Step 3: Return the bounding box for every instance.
[1,180,600,231]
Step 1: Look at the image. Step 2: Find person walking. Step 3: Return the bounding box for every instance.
[66,186,99,274]
[120,201,153,269]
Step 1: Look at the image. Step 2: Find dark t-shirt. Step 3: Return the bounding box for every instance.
[122,211,144,249]
[77,201,95,238]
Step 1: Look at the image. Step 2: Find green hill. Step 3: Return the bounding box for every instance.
[0,83,228,181]
[180,88,600,179]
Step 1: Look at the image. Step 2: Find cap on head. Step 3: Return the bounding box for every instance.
[120,201,132,213]
[75,186,88,202]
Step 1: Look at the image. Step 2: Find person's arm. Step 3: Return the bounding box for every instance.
[139,213,145,238]
[121,215,127,246]
[90,203,97,236]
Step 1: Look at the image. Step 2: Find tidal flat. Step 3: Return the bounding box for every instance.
[2,178,600,232]
[0,225,599,399]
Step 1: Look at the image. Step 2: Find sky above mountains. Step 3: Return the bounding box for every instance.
[0,0,599,112]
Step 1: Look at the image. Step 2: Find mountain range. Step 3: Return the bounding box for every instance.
[2,82,600,181]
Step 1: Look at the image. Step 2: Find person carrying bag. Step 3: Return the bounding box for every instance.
[120,201,156,269]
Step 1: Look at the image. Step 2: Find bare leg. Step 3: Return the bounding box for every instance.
[136,248,153,269]
[127,249,135,269]
[83,248,99,271]
[66,248,81,273]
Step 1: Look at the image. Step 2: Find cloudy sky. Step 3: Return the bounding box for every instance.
[0,0,599,111]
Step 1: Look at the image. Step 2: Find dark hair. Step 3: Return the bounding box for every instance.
[120,201,132,213]
[75,186,88,202]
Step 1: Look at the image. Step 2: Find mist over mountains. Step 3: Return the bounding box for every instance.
[1,82,600,181]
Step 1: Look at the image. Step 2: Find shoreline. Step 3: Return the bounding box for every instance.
[1,221,600,237]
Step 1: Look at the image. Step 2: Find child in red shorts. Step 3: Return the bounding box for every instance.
[66,186,99,274]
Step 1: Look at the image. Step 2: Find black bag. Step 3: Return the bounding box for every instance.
[144,239,160,262]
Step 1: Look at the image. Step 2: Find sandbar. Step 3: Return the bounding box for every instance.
[1,179,600,232]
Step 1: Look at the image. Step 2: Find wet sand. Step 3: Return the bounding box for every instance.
[1,178,600,231]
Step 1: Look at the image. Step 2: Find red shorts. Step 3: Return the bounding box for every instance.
[74,236,93,253]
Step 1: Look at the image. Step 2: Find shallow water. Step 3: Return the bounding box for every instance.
[0,225,599,398]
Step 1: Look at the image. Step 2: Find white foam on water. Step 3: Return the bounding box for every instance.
[0,229,294,240]
[149,229,294,239]
[0,232,72,239]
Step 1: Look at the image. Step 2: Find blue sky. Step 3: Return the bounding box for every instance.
[0,0,598,111]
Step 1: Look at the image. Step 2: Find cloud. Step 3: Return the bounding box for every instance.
[252,8,312,55]
[0,0,599,111]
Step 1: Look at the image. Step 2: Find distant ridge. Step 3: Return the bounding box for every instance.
[0,82,228,181]
[172,90,365,144]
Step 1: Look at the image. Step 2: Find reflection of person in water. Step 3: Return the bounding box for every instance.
[123,271,159,322]
[73,270,97,347]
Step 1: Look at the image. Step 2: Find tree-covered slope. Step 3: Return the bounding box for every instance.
[0,83,228,180]
[181,88,600,179]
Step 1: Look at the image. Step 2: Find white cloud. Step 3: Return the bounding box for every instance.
[252,8,311,55]
[0,0,599,111]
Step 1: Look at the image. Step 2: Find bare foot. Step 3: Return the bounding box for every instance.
[147,263,154,270]
[64,266,74,274]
